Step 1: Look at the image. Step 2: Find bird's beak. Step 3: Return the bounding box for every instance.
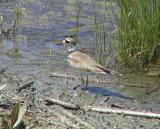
[56,42,64,45]
[56,43,62,45]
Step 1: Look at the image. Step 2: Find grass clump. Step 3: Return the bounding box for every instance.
[92,0,115,67]
[117,0,160,66]
[0,0,24,37]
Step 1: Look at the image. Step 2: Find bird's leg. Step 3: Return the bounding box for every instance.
[80,73,85,86]
[85,74,89,88]
[78,70,85,86]
[95,73,100,81]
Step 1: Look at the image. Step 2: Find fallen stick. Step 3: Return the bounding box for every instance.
[12,62,48,65]
[100,97,110,105]
[44,96,160,119]
[49,73,78,80]
[85,106,160,119]
[44,97,80,110]
[18,81,34,93]
[146,85,160,95]
[0,84,7,91]
[49,72,146,88]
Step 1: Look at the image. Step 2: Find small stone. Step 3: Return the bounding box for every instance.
[0,64,7,74]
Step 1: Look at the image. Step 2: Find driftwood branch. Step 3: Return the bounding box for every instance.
[85,106,160,119]
[44,96,160,119]
[146,85,160,95]
[44,97,80,110]
[49,72,146,89]
[49,73,78,80]
[0,84,7,91]
[18,81,34,93]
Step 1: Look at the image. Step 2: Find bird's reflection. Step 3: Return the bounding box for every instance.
[81,86,133,100]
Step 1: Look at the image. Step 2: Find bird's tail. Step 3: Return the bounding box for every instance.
[96,66,120,75]
[96,66,111,74]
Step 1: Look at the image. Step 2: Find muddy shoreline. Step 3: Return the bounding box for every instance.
[0,61,160,128]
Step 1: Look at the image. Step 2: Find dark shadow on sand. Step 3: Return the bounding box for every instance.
[81,86,133,100]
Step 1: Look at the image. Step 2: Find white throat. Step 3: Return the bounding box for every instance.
[68,45,77,52]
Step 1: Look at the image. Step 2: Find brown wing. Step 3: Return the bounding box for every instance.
[68,51,110,74]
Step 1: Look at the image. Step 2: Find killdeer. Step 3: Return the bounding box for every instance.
[68,51,111,87]
[58,37,111,86]
[68,51,111,74]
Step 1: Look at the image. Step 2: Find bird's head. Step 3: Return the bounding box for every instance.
[56,37,77,52]
[63,37,75,45]
[63,37,77,52]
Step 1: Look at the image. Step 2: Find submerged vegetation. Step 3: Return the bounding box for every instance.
[117,0,160,66]
[0,0,24,60]
[0,0,23,37]
[91,0,116,67]
[72,0,160,67]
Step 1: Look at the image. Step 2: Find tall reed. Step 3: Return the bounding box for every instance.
[92,0,114,67]
[117,0,160,65]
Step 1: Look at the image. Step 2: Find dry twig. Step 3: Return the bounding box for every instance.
[44,96,160,119]
[0,84,7,91]
[18,81,34,93]
[49,72,146,88]
[44,97,80,110]
[85,106,160,119]
[146,85,160,95]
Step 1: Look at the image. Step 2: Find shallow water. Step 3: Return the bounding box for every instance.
[0,0,160,105]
